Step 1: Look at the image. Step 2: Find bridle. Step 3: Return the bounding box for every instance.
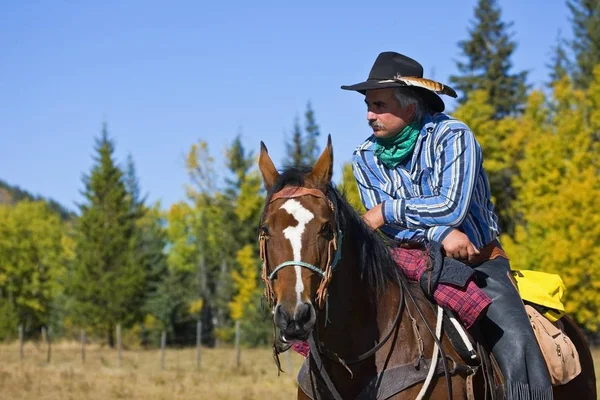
[259,186,343,310]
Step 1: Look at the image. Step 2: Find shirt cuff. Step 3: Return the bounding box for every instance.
[427,226,454,243]
[382,199,406,226]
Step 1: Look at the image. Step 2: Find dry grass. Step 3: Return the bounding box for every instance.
[0,341,304,400]
[0,341,598,399]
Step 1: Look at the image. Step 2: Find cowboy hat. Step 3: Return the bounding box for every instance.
[341,52,457,112]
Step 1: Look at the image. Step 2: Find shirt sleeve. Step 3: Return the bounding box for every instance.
[381,126,480,229]
[352,150,433,243]
[351,150,389,212]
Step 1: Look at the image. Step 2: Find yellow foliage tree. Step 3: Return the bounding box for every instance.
[0,200,70,338]
[229,244,258,321]
[503,69,600,332]
[453,90,522,235]
[339,162,366,215]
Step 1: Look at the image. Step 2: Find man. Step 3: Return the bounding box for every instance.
[342,52,552,400]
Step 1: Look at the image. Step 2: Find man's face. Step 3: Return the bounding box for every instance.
[365,88,414,139]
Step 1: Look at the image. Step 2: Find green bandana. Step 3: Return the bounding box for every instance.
[374,120,423,169]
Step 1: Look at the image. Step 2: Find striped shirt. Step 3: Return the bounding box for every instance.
[352,112,500,249]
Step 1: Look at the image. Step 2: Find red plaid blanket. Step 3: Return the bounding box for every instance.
[291,247,492,358]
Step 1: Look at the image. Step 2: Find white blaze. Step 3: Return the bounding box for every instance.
[280,199,314,305]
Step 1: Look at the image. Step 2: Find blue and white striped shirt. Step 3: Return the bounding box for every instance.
[351,112,500,249]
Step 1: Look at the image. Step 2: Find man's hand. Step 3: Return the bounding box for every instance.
[441,229,480,263]
[362,203,385,230]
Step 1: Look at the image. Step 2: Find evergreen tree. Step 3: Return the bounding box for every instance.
[284,102,321,167]
[304,101,321,165]
[285,116,304,167]
[136,202,169,345]
[449,0,528,118]
[123,155,169,334]
[547,30,571,88]
[125,153,145,211]
[69,124,145,346]
[225,134,254,200]
[567,0,600,88]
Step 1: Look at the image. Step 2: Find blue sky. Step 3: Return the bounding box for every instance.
[1,1,573,212]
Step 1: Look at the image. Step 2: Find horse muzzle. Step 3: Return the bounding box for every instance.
[274,302,316,342]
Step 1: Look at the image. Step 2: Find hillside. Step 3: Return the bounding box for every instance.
[0,179,76,221]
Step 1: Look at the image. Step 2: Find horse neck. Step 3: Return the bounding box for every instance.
[315,230,403,358]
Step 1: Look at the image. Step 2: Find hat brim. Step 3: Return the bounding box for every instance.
[341,80,446,113]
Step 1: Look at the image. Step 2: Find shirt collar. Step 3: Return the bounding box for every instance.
[421,113,435,137]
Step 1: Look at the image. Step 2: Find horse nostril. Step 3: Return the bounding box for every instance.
[295,302,314,327]
[274,304,291,329]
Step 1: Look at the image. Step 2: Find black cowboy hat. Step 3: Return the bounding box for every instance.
[341,52,457,112]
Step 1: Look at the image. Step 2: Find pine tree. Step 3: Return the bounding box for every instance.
[568,0,600,88]
[547,30,571,88]
[125,154,146,212]
[449,0,528,118]
[285,116,304,167]
[69,124,145,346]
[136,202,169,345]
[225,134,254,200]
[284,102,322,167]
[304,101,321,165]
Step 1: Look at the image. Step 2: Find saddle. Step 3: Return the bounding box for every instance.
[414,240,582,389]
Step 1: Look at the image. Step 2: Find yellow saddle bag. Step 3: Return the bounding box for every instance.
[511,269,566,321]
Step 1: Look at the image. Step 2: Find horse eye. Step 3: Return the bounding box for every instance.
[259,225,269,236]
[320,223,333,240]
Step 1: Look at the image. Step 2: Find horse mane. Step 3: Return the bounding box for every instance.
[264,166,404,300]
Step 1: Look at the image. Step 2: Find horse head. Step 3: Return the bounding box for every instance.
[257,135,341,344]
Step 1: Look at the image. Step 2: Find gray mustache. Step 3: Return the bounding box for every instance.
[369,121,386,130]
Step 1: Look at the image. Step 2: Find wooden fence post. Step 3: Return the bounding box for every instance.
[41,327,47,346]
[235,320,241,368]
[18,325,23,362]
[46,327,52,364]
[116,324,122,367]
[160,330,166,370]
[196,321,201,369]
[81,330,86,363]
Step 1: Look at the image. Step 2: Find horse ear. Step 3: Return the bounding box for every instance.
[258,141,280,192]
[308,134,333,185]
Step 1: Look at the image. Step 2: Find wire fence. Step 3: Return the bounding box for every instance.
[0,320,270,372]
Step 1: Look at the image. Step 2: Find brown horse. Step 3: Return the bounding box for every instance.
[257,136,596,399]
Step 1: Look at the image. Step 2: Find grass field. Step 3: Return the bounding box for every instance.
[0,342,598,399]
[0,341,304,400]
